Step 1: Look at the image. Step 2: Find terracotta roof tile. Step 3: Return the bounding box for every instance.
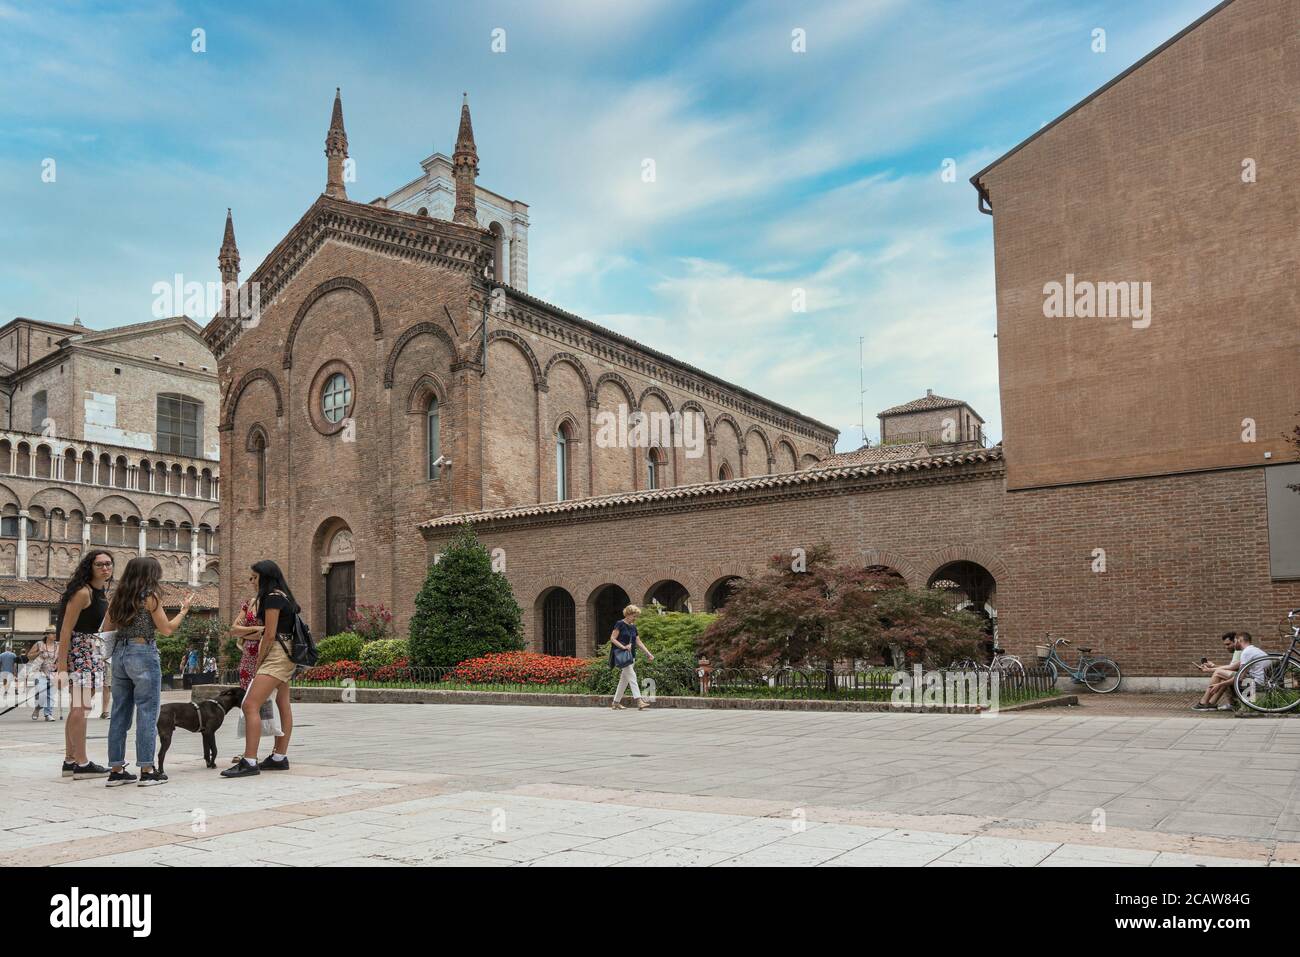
[421,446,1004,530]
[878,393,970,416]
[811,442,932,469]
[0,578,63,605]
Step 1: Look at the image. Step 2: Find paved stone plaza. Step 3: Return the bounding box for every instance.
[2,696,1298,867]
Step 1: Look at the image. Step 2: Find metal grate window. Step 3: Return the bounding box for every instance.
[157,394,202,457]
[542,589,576,657]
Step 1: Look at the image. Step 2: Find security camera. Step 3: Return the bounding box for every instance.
[433,455,451,468]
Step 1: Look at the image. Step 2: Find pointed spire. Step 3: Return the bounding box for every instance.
[218,208,240,318]
[325,87,349,200]
[452,93,479,227]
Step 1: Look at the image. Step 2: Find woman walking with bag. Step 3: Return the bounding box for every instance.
[608,604,654,711]
[222,560,298,778]
[27,628,59,721]
[103,556,194,786]
[54,550,114,779]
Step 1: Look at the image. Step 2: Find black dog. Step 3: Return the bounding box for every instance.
[157,687,244,773]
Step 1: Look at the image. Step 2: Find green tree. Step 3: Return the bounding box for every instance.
[408,523,523,668]
[697,546,984,684]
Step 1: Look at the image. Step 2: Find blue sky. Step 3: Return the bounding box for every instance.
[0,0,1219,449]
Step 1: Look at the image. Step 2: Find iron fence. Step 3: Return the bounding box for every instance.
[212,662,1058,706]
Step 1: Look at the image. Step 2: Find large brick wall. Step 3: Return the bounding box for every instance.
[424,458,1300,676]
[975,0,1298,490]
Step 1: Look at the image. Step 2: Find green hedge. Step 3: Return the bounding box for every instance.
[359,638,409,670]
[317,632,364,665]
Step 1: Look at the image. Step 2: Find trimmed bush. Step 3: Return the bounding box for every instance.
[409,523,523,668]
[359,638,409,671]
[317,632,364,665]
[447,651,588,686]
[584,647,699,697]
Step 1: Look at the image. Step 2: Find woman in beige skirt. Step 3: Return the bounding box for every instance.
[222,560,299,778]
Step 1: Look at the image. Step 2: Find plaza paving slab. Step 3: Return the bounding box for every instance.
[2,699,1299,867]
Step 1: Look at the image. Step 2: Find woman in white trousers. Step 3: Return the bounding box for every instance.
[608,604,654,710]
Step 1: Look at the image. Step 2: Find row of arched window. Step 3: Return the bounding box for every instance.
[0,440,218,500]
[0,504,217,553]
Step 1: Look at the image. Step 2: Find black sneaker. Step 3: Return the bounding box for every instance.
[220,758,260,778]
[106,767,137,787]
[61,760,76,778]
[258,754,290,771]
[1191,702,1216,711]
[137,769,168,787]
[72,761,109,780]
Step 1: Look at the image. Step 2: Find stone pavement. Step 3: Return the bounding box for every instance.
[2,699,1298,867]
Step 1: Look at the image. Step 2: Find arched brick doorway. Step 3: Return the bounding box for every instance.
[705,576,743,612]
[588,583,630,650]
[538,587,576,657]
[645,579,690,613]
[315,519,355,636]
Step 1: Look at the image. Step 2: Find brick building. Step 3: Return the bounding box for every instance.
[205,92,835,638]
[420,0,1298,682]
[211,0,1297,682]
[0,316,221,644]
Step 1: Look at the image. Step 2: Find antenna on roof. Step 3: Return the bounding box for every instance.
[858,337,868,448]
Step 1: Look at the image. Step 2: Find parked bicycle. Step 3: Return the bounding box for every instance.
[947,646,1025,679]
[1234,608,1300,714]
[1038,634,1122,693]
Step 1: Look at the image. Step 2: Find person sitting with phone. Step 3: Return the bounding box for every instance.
[1192,631,1246,712]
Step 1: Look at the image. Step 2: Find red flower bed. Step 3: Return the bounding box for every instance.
[446,651,588,686]
[298,659,369,683]
[372,658,413,682]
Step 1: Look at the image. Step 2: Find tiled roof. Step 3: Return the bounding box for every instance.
[811,443,932,469]
[422,446,1004,530]
[0,578,62,605]
[0,579,218,610]
[159,582,219,610]
[878,393,968,416]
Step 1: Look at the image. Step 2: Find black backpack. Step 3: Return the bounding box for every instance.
[273,599,319,667]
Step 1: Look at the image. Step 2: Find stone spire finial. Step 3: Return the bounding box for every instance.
[452,93,479,227]
[218,208,240,318]
[325,87,349,200]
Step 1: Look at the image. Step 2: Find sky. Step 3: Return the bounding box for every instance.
[0,0,1221,450]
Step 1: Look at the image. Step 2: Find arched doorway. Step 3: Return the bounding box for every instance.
[318,521,355,636]
[589,583,630,649]
[539,587,576,657]
[645,579,690,613]
[865,564,906,584]
[705,576,743,612]
[928,560,997,641]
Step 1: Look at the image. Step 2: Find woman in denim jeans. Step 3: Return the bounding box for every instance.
[103,557,194,787]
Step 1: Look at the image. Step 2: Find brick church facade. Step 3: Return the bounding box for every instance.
[210,0,1297,682]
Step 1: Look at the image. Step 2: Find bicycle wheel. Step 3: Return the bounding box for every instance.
[1235,655,1300,713]
[993,655,1025,679]
[1043,659,1059,685]
[1082,658,1122,693]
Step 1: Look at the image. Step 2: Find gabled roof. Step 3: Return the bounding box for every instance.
[73,315,208,349]
[971,0,1237,195]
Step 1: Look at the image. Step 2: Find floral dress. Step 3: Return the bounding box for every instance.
[237,599,260,691]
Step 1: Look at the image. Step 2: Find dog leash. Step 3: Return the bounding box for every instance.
[0,690,41,717]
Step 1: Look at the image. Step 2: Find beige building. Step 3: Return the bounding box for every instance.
[0,316,221,645]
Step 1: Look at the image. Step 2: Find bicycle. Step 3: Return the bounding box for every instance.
[1234,608,1300,714]
[1039,634,1122,693]
[946,647,1024,679]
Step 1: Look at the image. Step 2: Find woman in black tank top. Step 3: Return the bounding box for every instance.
[54,550,116,779]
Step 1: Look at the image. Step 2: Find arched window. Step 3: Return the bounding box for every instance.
[647,447,665,490]
[322,373,351,424]
[426,397,441,480]
[718,461,733,481]
[251,432,267,509]
[555,424,570,501]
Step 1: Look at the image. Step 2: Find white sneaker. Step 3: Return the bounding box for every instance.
[1217,702,1234,711]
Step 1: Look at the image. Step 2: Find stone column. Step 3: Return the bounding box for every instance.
[17,509,29,581]
[189,532,200,586]
[138,524,147,557]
